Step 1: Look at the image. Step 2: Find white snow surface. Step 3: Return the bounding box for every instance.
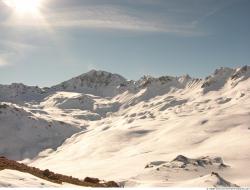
[0,169,83,187]
[0,66,250,187]
[0,102,81,160]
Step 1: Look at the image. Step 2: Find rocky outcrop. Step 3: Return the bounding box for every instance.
[0,157,119,187]
[210,172,239,187]
[145,155,228,170]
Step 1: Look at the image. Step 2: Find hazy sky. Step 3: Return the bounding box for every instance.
[0,0,249,87]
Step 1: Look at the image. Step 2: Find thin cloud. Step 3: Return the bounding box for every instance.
[51,18,198,34]
[45,6,205,36]
[0,56,8,67]
[0,40,35,67]
[0,40,34,52]
[2,0,235,36]
[1,4,206,36]
[191,0,238,26]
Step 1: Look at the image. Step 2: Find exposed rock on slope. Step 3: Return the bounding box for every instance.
[145,155,228,170]
[0,157,119,187]
[124,155,237,187]
[201,65,250,93]
[209,172,239,187]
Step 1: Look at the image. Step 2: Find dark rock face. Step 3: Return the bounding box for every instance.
[172,155,190,164]
[231,65,249,80]
[84,177,100,183]
[211,172,239,187]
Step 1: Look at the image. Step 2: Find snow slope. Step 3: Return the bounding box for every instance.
[0,169,84,188]
[0,169,61,187]
[0,66,250,187]
[0,102,81,160]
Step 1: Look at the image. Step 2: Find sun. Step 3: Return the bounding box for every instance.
[3,0,42,14]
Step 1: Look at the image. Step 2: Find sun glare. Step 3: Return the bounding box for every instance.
[3,0,42,14]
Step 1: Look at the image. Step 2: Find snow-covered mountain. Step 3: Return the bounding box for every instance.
[51,70,128,97]
[0,65,250,187]
[0,83,47,103]
[0,102,81,160]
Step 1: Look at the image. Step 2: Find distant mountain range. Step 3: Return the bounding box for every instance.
[0,65,250,187]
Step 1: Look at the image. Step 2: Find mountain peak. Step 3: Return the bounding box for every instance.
[231,65,250,80]
[79,70,126,80]
[83,69,111,76]
[51,70,127,97]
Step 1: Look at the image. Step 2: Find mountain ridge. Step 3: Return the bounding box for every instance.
[0,65,249,102]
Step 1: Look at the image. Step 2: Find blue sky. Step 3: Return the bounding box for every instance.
[0,0,249,87]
